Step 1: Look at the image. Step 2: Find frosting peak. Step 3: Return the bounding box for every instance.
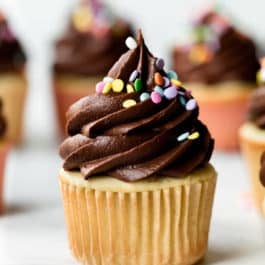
[108,31,164,92]
[0,12,26,72]
[60,31,214,182]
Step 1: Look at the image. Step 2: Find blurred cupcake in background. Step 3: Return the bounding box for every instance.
[239,59,265,211]
[0,11,27,144]
[0,99,11,214]
[172,8,259,151]
[53,0,134,136]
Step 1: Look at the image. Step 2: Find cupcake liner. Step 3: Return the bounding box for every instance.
[0,142,10,214]
[59,165,216,265]
[239,123,265,211]
[0,72,27,144]
[187,81,254,151]
[53,74,102,136]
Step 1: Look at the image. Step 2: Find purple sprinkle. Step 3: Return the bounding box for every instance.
[156,58,165,70]
[164,86,178,100]
[186,99,197,111]
[163,77,170,88]
[129,70,139,82]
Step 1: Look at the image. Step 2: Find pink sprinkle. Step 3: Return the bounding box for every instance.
[151,91,162,104]
[96,81,105,94]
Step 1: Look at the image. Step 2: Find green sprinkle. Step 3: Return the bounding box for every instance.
[134,78,142,92]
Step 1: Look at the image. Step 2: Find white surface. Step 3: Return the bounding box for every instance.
[0,148,264,265]
[0,0,264,264]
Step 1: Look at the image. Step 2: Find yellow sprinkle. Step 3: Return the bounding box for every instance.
[188,132,200,140]
[171,79,182,87]
[72,6,93,32]
[122,99,136,108]
[126,84,134,93]
[188,45,212,64]
[112,79,124,93]
[102,82,112,94]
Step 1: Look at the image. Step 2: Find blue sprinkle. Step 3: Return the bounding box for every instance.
[140,92,150,102]
[179,95,186,106]
[154,86,164,97]
[177,132,190,142]
[167,70,178,80]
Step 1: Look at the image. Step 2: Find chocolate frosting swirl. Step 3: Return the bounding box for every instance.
[0,14,26,72]
[248,86,265,128]
[260,151,265,187]
[60,31,214,182]
[172,11,259,84]
[54,16,133,76]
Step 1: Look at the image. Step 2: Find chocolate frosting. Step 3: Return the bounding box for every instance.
[54,6,133,76]
[0,14,26,72]
[260,151,265,187]
[60,31,214,182]
[172,11,259,84]
[248,86,265,128]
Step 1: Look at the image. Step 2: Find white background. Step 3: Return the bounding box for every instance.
[0,0,264,264]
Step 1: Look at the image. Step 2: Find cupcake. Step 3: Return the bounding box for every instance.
[59,31,217,265]
[53,0,133,135]
[0,99,10,214]
[239,60,265,211]
[172,8,259,150]
[0,11,27,144]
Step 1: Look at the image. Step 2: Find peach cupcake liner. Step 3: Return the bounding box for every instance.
[59,164,217,265]
[239,122,265,211]
[53,74,102,136]
[187,81,255,151]
[0,142,10,214]
[0,72,27,144]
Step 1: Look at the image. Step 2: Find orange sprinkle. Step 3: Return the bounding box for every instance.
[154,72,164,86]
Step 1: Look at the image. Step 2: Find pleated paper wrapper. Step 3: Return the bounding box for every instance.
[59,165,216,265]
[0,142,11,214]
[0,72,27,144]
[240,123,265,211]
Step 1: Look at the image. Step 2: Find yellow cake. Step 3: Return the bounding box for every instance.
[59,165,216,265]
